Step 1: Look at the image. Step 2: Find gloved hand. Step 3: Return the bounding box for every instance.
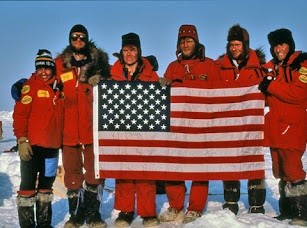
[17,137,33,161]
[159,77,171,87]
[88,74,101,87]
[258,76,273,95]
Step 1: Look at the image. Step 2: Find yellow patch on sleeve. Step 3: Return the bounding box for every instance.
[21,85,30,94]
[21,95,32,104]
[299,67,307,75]
[299,75,307,83]
[60,72,74,82]
[37,90,50,98]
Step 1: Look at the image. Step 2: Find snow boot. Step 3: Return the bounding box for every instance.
[83,183,107,228]
[248,179,266,214]
[17,195,36,228]
[159,207,184,222]
[36,192,53,228]
[286,181,307,226]
[64,189,85,228]
[223,180,240,215]
[275,180,294,220]
[183,211,201,224]
[114,211,134,227]
[142,216,160,227]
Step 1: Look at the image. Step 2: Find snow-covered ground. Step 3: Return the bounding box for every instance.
[0,110,306,227]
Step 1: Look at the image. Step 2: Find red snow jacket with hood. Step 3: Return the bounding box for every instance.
[262,51,307,151]
[13,73,64,148]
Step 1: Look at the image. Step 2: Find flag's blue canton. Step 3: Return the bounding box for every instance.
[98,81,170,132]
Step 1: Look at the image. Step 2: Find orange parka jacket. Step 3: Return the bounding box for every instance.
[165,56,221,82]
[262,51,307,151]
[13,73,64,148]
[216,49,266,81]
[55,43,109,146]
[55,58,93,146]
[111,57,159,82]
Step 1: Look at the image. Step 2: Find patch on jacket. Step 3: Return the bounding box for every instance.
[199,74,208,80]
[37,90,50,98]
[299,75,307,83]
[299,67,307,75]
[21,95,32,104]
[60,72,73,83]
[21,85,30,94]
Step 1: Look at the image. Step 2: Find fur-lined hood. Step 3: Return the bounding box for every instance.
[57,41,110,82]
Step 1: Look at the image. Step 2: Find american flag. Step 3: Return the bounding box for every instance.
[93,80,265,181]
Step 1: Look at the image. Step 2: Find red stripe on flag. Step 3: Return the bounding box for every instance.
[98,170,265,181]
[99,139,263,148]
[99,154,264,164]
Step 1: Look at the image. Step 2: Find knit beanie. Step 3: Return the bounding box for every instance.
[69,24,89,44]
[268,28,295,61]
[122,32,141,49]
[35,49,55,70]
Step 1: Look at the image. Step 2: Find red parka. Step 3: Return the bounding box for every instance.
[55,57,94,146]
[262,51,307,151]
[216,49,265,81]
[165,56,221,82]
[111,57,159,82]
[55,42,109,146]
[13,73,64,148]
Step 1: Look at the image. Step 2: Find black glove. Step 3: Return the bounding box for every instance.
[258,76,273,95]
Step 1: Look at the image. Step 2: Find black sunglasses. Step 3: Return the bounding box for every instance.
[70,33,87,42]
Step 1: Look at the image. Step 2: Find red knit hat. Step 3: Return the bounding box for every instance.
[178,24,199,43]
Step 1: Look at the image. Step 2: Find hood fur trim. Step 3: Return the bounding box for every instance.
[58,41,110,82]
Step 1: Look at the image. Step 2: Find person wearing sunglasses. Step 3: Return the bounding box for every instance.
[55,24,110,228]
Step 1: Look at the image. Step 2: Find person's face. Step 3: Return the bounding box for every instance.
[36,67,53,81]
[273,43,290,61]
[229,40,244,60]
[122,45,138,65]
[179,37,196,58]
[70,32,87,50]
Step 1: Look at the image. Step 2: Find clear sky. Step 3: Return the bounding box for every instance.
[1,0,306,111]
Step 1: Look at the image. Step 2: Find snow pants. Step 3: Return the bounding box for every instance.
[114,179,157,217]
[62,144,104,190]
[19,146,59,195]
[270,147,306,182]
[165,181,209,213]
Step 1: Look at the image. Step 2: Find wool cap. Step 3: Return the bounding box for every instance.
[69,24,89,43]
[227,24,249,47]
[122,32,141,49]
[178,24,199,43]
[35,49,55,70]
[268,28,295,53]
